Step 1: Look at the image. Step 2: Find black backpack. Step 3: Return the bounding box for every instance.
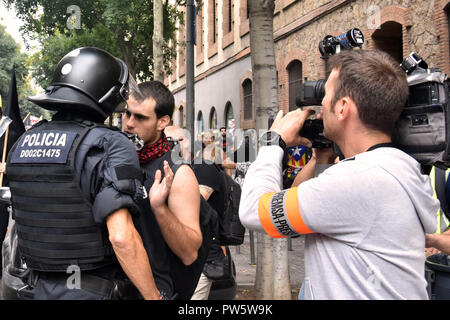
[392,57,450,168]
[215,167,245,246]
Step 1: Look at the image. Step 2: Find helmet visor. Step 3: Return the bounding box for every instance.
[117,73,143,111]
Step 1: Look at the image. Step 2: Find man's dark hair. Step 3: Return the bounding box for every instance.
[220,127,226,130]
[133,81,175,119]
[328,50,409,135]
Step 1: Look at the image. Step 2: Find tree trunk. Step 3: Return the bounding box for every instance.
[255,232,274,299]
[153,0,164,81]
[117,34,137,79]
[272,238,291,299]
[248,0,291,300]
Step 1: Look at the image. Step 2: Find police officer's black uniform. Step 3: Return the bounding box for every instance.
[6,47,145,299]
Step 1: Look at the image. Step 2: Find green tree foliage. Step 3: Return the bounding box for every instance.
[4,0,184,88]
[0,25,27,103]
[0,25,50,119]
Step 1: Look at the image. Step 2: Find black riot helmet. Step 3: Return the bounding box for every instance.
[29,47,140,121]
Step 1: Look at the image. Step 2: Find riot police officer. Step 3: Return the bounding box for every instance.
[6,47,160,299]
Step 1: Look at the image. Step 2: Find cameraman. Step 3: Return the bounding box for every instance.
[239,50,440,300]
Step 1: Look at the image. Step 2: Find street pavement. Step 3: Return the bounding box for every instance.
[232,230,305,298]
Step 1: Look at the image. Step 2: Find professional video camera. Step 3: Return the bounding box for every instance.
[296,28,364,148]
[392,53,450,168]
[296,29,450,167]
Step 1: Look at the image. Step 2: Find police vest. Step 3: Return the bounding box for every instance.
[430,166,450,234]
[6,120,115,272]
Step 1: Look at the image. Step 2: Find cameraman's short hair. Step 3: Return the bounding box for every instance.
[132,81,175,119]
[328,50,409,135]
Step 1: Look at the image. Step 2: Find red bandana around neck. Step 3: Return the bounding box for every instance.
[137,133,171,164]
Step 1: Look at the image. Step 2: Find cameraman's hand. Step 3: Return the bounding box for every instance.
[270,109,314,147]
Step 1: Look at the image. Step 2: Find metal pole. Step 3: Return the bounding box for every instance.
[186,0,195,156]
[249,230,256,265]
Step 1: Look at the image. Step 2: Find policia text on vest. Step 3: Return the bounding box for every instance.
[12,131,75,163]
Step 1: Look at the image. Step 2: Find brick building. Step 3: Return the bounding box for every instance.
[166,0,450,133]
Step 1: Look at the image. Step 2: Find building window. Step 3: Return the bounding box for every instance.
[242,79,252,120]
[222,0,234,48]
[179,106,184,127]
[223,0,233,34]
[447,5,450,59]
[208,0,217,44]
[178,25,186,76]
[287,60,303,111]
[197,111,205,134]
[196,9,204,66]
[371,21,403,63]
[246,0,249,19]
[213,1,216,43]
[225,102,235,128]
[210,107,218,129]
[228,0,232,32]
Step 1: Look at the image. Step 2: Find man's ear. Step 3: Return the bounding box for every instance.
[336,97,353,120]
[157,115,171,131]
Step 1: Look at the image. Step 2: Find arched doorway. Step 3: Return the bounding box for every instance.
[287,60,303,111]
[209,107,218,129]
[224,102,235,129]
[179,105,184,127]
[242,79,252,120]
[197,111,204,134]
[371,21,403,63]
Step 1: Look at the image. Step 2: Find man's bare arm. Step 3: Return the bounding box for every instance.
[292,157,316,187]
[152,165,202,266]
[106,208,160,300]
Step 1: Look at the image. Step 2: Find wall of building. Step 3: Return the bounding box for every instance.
[167,0,450,130]
[172,55,251,132]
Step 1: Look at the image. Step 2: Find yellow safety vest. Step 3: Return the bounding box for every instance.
[430,166,450,234]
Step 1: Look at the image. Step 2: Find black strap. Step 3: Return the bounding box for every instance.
[38,272,115,297]
[398,144,446,154]
[14,202,91,213]
[14,216,95,228]
[17,230,100,244]
[10,184,81,198]
[19,242,106,259]
[435,167,449,215]
[6,166,74,182]
[402,105,443,116]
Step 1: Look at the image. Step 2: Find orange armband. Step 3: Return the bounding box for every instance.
[258,187,315,238]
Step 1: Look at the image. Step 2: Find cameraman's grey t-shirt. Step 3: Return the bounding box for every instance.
[240,146,439,300]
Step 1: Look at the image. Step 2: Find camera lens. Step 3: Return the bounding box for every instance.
[300,79,326,106]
